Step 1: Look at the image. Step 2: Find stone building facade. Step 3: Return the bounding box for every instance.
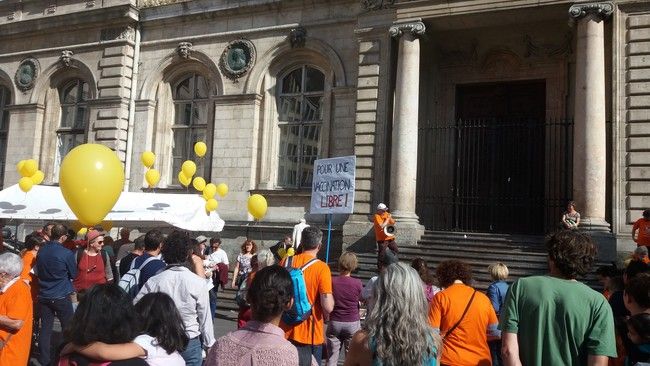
[0,0,647,256]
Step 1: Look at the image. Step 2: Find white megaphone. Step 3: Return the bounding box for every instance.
[384,225,396,238]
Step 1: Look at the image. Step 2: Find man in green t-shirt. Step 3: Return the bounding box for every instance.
[501,230,617,366]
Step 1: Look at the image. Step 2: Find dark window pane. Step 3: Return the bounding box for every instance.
[192,102,209,126]
[195,75,209,99]
[175,77,192,100]
[303,96,323,121]
[174,103,192,126]
[278,96,302,123]
[281,68,302,94]
[80,81,89,101]
[62,83,78,104]
[75,106,87,129]
[305,67,325,92]
[60,106,76,128]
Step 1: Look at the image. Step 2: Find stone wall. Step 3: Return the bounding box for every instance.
[617,3,650,249]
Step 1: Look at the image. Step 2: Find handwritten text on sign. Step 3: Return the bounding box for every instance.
[310,156,356,214]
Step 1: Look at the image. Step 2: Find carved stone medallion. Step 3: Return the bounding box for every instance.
[219,39,255,81]
[15,58,39,91]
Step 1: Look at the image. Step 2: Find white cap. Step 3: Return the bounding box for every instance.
[377,203,388,211]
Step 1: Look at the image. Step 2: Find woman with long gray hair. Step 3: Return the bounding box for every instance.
[344,262,440,366]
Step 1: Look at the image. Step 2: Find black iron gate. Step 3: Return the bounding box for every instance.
[416,118,573,234]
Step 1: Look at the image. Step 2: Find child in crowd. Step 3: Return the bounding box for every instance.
[410,258,440,302]
[626,313,650,365]
[487,262,509,366]
[634,246,650,265]
[61,291,187,366]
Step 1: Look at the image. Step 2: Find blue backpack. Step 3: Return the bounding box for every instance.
[282,257,319,326]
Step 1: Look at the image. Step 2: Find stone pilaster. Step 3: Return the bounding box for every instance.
[93,27,136,163]
[387,20,425,244]
[570,2,613,233]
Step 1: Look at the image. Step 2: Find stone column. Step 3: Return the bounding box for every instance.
[569,2,613,232]
[388,21,425,242]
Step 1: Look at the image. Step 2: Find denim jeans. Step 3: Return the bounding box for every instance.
[180,336,202,366]
[489,340,503,366]
[325,320,361,366]
[38,297,74,366]
[209,289,217,319]
[292,341,322,366]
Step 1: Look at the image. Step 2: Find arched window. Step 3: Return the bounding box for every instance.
[171,74,211,184]
[57,79,89,164]
[277,66,324,188]
[0,86,10,187]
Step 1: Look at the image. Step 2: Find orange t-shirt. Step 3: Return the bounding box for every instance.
[373,212,395,242]
[633,218,650,246]
[19,251,36,283]
[428,283,498,366]
[0,279,33,366]
[280,253,333,345]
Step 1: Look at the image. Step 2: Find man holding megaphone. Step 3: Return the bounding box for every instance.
[373,203,398,262]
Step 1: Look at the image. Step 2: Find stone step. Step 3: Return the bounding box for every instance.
[417,237,546,249]
[385,246,549,261]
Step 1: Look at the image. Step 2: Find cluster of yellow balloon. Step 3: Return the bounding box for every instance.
[141,151,160,189]
[16,159,44,193]
[59,144,124,227]
[247,194,268,220]
[192,179,229,214]
[178,160,196,187]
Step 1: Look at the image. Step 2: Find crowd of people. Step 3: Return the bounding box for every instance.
[0,211,647,366]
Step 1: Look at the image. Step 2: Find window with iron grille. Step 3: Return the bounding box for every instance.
[277,66,324,188]
[0,86,9,188]
[57,79,89,168]
[171,74,212,184]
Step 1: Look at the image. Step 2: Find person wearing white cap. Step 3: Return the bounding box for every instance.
[373,203,398,262]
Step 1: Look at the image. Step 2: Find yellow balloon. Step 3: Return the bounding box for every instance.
[59,143,125,227]
[181,160,197,178]
[20,159,38,178]
[247,194,268,220]
[30,170,45,185]
[178,172,191,187]
[100,221,113,231]
[16,160,25,173]
[18,177,33,193]
[216,183,229,197]
[205,198,218,212]
[78,227,88,236]
[145,169,160,188]
[194,142,207,158]
[193,177,206,192]
[203,183,216,200]
[141,151,155,168]
[287,247,295,257]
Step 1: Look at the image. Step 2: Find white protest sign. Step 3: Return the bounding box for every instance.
[310,156,356,214]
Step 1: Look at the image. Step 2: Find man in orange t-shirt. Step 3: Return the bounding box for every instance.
[633,209,650,248]
[281,226,334,366]
[0,253,34,366]
[373,203,398,262]
[429,260,499,366]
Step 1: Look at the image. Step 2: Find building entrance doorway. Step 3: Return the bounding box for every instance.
[417,80,572,234]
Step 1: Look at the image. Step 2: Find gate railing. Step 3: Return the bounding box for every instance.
[416,117,574,235]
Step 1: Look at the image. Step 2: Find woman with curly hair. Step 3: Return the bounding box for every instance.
[231,239,257,289]
[428,260,499,366]
[345,262,441,366]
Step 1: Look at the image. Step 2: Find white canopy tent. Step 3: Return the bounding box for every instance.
[0,185,225,232]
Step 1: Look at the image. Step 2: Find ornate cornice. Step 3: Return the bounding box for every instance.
[362,0,395,11]
[389,21,426,38]
[569,2,614,19]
